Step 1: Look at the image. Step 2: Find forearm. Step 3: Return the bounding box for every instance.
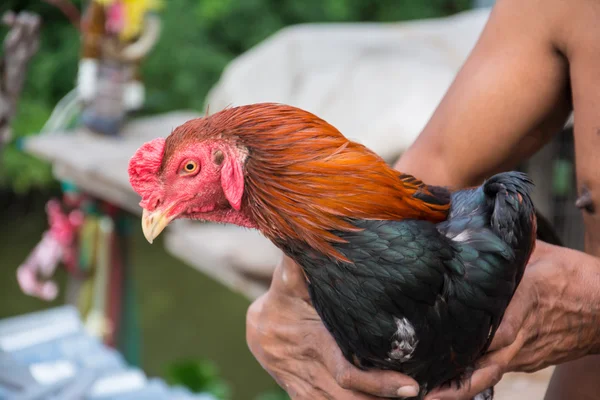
[394,0,572,188]
[555,245,600,356]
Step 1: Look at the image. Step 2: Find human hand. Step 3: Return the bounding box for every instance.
[246,255,421,399]
[425,241,600,400]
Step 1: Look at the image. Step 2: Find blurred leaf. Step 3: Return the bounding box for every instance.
[255,388,290,400]
[196,0,236,22]
[552,158,573,197]
[0,97,54,193]
[165,359,232,399]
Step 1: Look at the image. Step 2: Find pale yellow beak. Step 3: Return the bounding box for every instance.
[141,207,173,244]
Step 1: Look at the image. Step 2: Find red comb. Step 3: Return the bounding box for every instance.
[128,138,166,204]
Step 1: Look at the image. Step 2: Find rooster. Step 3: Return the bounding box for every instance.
[129,103,540,400]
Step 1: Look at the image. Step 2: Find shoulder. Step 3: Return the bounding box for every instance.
[492,0,597,57]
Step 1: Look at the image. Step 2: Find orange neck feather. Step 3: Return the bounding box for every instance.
[215,104,451,262]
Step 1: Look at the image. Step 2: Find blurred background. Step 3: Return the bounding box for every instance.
[0,1,581,399]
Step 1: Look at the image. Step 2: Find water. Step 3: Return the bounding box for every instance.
[0,201,277,399]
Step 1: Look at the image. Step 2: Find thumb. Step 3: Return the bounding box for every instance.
[424,364,501,400]
[487,291,530,352]
[322,339,420,398]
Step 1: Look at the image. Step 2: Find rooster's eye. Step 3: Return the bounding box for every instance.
[181,160,199,174]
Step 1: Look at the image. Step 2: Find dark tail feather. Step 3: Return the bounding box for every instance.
[482,172,562,247]
[482,171,535,248]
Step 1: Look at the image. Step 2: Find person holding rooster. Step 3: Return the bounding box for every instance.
[245,0,600,399]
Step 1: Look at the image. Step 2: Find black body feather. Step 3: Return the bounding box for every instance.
[279,172,536,399]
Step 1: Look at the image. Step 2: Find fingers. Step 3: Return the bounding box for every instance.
[285,362,406,400]
[321,341,420,398]
[425,335,524,400]
[334,365,421,399]
[248,259,419,400]
[247,286,418,400]
[285,373,392,400]
[315,377,397,400]
[424,364,502,400]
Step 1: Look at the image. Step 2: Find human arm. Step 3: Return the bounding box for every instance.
[396,1,600,398]
[245,0,578,398]
[395,0,571,187]
[246,230,600,400]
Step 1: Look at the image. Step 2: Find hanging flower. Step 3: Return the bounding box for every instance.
[95,0,162,42]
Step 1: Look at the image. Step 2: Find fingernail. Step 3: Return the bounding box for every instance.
[397,386,419,398]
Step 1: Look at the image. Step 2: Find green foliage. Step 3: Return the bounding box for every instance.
[552,158,573,196]
[0,98,55,193]
[0,0,472,192]
[166,358,292,400]
[254,388,290,400]
[165,359,232,399]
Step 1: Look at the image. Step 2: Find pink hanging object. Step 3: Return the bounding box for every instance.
[105,1,126,36]
[16,199,84,301]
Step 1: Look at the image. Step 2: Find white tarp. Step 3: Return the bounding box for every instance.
[166,8,492,296]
